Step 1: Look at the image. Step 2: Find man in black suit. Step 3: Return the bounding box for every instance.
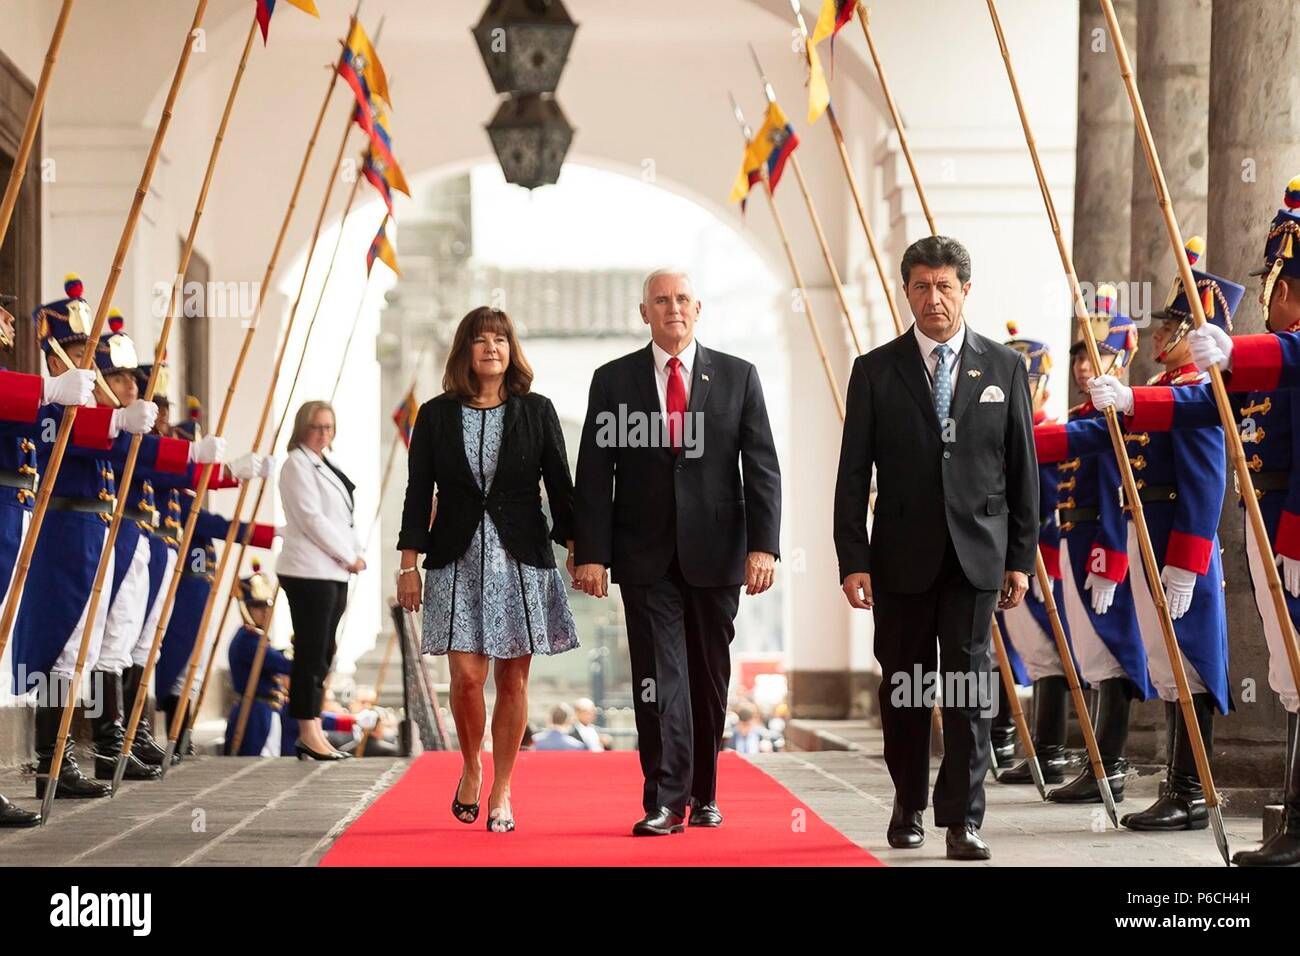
[833,236,1038,860]
[574,269,781,836]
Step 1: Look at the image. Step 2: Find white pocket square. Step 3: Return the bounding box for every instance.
[979,385,1005,403]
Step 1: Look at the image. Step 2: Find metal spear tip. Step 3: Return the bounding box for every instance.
[110,754,128,795]
[1209,806,1232,866]
[1027,756,1047,800]
[789,0,802,15]
[159,740,177,778]
[39,780,57,825]
[1098,777,1119,828]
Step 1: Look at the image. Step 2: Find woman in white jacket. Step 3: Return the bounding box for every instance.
[277,400,365,760]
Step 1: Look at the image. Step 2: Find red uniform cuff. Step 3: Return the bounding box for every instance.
[154,437,191,474]
[1276,510,1300,561]
[1039,542,1061,580]
[197,464,240,490]
[1087,544,1129,583]
[1034,423,1068,464]
[0,372,43,423]
[1230,334,1283,393]
[72,405,114,451]
[248,523,275,549]
[1165,529,1214,576]
[322,713,356,732]
[1127,387,1175,432]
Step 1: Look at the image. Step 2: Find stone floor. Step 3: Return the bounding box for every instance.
[0,733,1267,866]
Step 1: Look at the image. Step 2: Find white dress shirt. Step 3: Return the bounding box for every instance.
[276,446,361,582]
[913,322,965,393]
[651,337,696,418]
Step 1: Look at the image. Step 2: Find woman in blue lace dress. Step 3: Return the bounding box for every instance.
[396,307,579,833]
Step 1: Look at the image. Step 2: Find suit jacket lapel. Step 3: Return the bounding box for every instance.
[635,343,659,418]
[688,342,712,414]
[947,329,989,426]
[894,329,942,434]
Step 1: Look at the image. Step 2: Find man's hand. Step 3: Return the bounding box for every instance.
[842,572,873,610]
[112,399,159,436]
[188,434,226,464]
[1084,572,1117,614]
[1278,553,1300,599]
[1189,324,1232,373]
[43,368,96,407]
[999,570,1029,609]
[574,563,608,598]
[1161,564,1197,620]
[745,551,776,595]
[1087,374,1134,415]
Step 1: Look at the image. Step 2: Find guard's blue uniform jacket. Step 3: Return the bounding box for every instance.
[222,624,292,756]
[10,405,191,691]
[1035,365,1229,715]
[0,371,49,600]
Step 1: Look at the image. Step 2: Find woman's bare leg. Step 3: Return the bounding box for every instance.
[449,651,489,818]
[489,654,532,826]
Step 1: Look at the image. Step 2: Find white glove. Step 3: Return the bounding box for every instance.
[111,399,158,437]
[42,368,95,407]
[1030,574,1044,602]
[228,451,264,481]
[1189,323,1232,373]
[188,434,226,464]
[257,453,276,478]
[1161,564,1198,620]
[1087,374,1134,416]
[355,708,380,731]
[1277,553,1300,599]
[1084,572,1117,615]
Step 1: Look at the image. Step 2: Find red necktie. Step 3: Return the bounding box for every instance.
[666,356,686,453]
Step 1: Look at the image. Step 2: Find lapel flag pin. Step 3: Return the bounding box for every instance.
[702,374,710,382]
[966,369,982,378]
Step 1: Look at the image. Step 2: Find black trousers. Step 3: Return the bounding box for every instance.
[280,576,349,720]
[873,537,997,828]
[620,554,741,816]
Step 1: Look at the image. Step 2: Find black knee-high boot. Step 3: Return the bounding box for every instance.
[1048,678,1135,803]
[123,664,167,766]
[1234,711,1300,866]
[998,676,1069,784]
[34,674,110,799]
[89,670,162,781]
[1122,694,1214,831]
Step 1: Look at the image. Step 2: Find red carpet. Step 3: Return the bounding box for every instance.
[320,751,881,867]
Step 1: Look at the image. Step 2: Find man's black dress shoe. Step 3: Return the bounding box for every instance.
[0,794,38,828]
[688,800,722,827]
[945,824,991,861]
[632,807,686,836]
[887,799,925,849]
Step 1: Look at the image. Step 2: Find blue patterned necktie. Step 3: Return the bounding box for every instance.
[932,342,953,422]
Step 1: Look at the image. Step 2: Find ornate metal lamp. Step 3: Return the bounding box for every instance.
[472,0,578,95]
[485,93,575,191]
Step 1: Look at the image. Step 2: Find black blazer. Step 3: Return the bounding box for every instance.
[832,325,1039,594]
[397,392,574,570]
[574,341,781,588]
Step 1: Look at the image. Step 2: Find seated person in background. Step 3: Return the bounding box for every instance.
[223,562,292,757]
[570,697,612,752]
[532,703,588,751]
[724,703,773,754]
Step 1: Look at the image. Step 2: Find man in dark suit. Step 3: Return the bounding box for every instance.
[833,236,1038,860]
[574,269,781,836]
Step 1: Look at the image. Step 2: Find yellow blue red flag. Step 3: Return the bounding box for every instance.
[255,0,318,45]
[730,101,800,203]
[339,19,391,111]
[367,217,400,277]
[392,387,418,448]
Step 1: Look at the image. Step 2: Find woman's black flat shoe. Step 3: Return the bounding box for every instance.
[452,775,480,824]
[296,741,346,761]
[486,807,515,833]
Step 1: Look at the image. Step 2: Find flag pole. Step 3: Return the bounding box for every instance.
[987,0,1221,853]
[748,47,862,355]
[730,95,845,421]
[40,12,262,815]
[328,269,376,404]
[990,617,1045,793]
[855,2,937,236]
[190,166,370,753]
[229,338,425,755]
[0,0,75,250]
[787,2,904,339]
[0,0,211,820]
[114,3,366,791]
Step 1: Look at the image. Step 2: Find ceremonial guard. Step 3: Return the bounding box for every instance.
[0,292,95,826]
[1041,292,1152,805]
[223,560,292,757]
[993,324,1072,785]
[1037,242,1236,830]
[154,397,276,750]
[11,277,224,797]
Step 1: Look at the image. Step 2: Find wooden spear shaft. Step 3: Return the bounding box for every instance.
[788,155,864,354]
[163,104,358,756]
[990,618,1037,762]
[986,0,1225,849]
[1100,0,1300,703]
[196,167,367,748]
[115,12,359,785]
[42,13,261,805]
[0,0,74,249]
[855,1,937,236]
[328,268,375,403]
[25,0,210,817]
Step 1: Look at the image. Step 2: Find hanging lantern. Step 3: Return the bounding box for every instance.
[485,93,575,191]
[472,0,579,96]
